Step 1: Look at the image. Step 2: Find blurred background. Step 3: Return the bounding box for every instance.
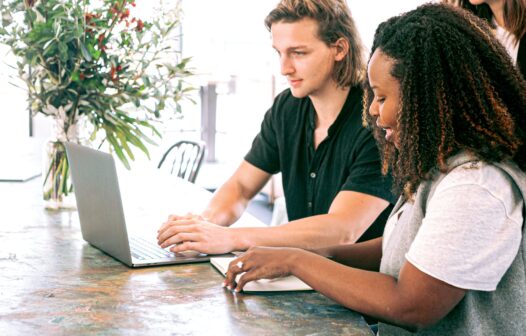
[0,0,428,221]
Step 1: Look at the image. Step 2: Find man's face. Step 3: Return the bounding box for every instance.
[271,18,340,99]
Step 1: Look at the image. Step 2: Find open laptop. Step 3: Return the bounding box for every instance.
[65,142,223,267]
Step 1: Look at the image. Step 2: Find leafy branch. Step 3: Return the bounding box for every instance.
[0,0,196,169]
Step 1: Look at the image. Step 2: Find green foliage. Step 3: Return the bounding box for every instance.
[0,0,195,169]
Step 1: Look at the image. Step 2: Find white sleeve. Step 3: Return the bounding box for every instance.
[406,172,522,291]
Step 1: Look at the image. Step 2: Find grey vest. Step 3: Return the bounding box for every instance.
[379,153,526,335]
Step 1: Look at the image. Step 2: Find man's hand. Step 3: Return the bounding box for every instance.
[163,213,205,223]
[157,216,238,254]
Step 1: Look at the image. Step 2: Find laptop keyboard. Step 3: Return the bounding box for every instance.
[129,236,175,260]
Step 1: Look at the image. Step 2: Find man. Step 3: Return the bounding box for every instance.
[157,0,395,254]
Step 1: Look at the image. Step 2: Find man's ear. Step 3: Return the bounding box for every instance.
[333,37,349,61]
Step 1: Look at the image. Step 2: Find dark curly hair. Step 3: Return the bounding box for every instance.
[363,3,526,197]
[443,0,526,42]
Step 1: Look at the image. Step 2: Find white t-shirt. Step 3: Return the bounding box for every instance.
[383,161,523,291]
[494,19,520,65]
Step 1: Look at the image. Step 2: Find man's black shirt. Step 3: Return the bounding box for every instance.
[245,86,396,241]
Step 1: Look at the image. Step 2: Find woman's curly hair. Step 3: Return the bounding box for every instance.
[363,3,526,197]
[443,0,526,43]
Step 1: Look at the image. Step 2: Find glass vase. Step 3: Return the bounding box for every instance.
[42,118,82,210]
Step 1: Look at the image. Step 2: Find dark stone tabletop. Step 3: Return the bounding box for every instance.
[0,177,372,335]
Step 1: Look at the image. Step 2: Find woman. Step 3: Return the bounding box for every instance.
[224,4,526,335]
[445,0,526,77]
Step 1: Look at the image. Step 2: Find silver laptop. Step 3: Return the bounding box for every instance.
[65,142,219,267]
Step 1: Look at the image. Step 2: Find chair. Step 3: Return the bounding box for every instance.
[157,140,206,183]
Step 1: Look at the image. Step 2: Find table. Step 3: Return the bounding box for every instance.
[0,176,372,335]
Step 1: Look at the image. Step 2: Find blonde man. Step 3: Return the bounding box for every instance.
[158,0,395,254]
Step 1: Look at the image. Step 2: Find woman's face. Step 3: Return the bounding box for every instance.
[367,49,401,148]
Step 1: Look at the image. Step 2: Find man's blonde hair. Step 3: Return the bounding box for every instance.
[265,0,366,88]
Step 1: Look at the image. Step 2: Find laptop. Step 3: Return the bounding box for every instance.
[210,256,312,292]
[65,142,223,267]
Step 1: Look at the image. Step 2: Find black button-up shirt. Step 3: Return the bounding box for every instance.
[245,86,396,241]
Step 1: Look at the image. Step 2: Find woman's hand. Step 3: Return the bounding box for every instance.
[224,246,304,292]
